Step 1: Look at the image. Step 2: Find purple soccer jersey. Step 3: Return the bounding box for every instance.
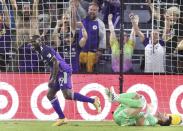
[39,45,72,90]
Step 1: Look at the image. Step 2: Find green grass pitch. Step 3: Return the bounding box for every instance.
[0,121,182,131]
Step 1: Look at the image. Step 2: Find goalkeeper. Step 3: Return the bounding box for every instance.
[105,87,173,126]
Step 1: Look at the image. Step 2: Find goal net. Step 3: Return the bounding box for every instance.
[1,0,182,123]
[150,0,183,114]
[0,0,118,121]
[121,0,183,118]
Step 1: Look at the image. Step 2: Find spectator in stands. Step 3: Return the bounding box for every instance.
[133,13,165,73]
[108,13,137,72]
[10,0,45,72]
[175,39,183,73]
[75,0,103,21]
[162,8,181,73]
[102,0,120,28]
[11,0,41,47]
[79,2,106,73]
[52,0,88,73]
[0,0,11,71]
[146,0,181,73]
[6,0,16,29]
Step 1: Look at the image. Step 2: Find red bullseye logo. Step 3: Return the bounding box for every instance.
[170,85,183,116]
[77,83,112,120]
[30,83,65,120]
[0,82,19,120]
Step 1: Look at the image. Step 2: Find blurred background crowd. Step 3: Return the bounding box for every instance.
[0,0,183,74]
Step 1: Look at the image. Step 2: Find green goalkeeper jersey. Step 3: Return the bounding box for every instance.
[113,104,137,126]
[143,113,158,126]
[113,107,158,126]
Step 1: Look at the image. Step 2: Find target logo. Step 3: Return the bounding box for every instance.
[0,82,19,120]
[77,83,112,120]
[30,83,65,120]
[126,84,158,115]
[170,85,183,116]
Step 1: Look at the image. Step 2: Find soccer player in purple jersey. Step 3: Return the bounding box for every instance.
[30,35,101,126]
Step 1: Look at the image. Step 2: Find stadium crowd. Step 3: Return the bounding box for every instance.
[0,0,183,74]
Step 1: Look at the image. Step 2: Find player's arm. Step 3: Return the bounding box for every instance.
[78,22,88,47]
[50,56,60,80]
[48,56,59,88]
[1,0,10,27]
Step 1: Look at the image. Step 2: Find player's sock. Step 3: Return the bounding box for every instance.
[116,97,144,108]
[50,97,65,119]
[73,92,94,103]
[105,86,119,102]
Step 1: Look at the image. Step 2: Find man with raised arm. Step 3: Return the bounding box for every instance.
[108,13,137,72]
[52,0,88,73]
[10,0,42,47]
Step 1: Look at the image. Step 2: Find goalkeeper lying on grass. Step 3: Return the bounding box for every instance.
[105,87,182,126]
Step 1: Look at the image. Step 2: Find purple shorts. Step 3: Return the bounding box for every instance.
[50,72,72,91]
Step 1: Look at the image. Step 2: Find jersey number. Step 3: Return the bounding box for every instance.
[58,72,67,86]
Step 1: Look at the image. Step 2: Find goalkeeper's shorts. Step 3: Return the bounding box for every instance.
[79,52,97,72]
[113,105,137,126]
